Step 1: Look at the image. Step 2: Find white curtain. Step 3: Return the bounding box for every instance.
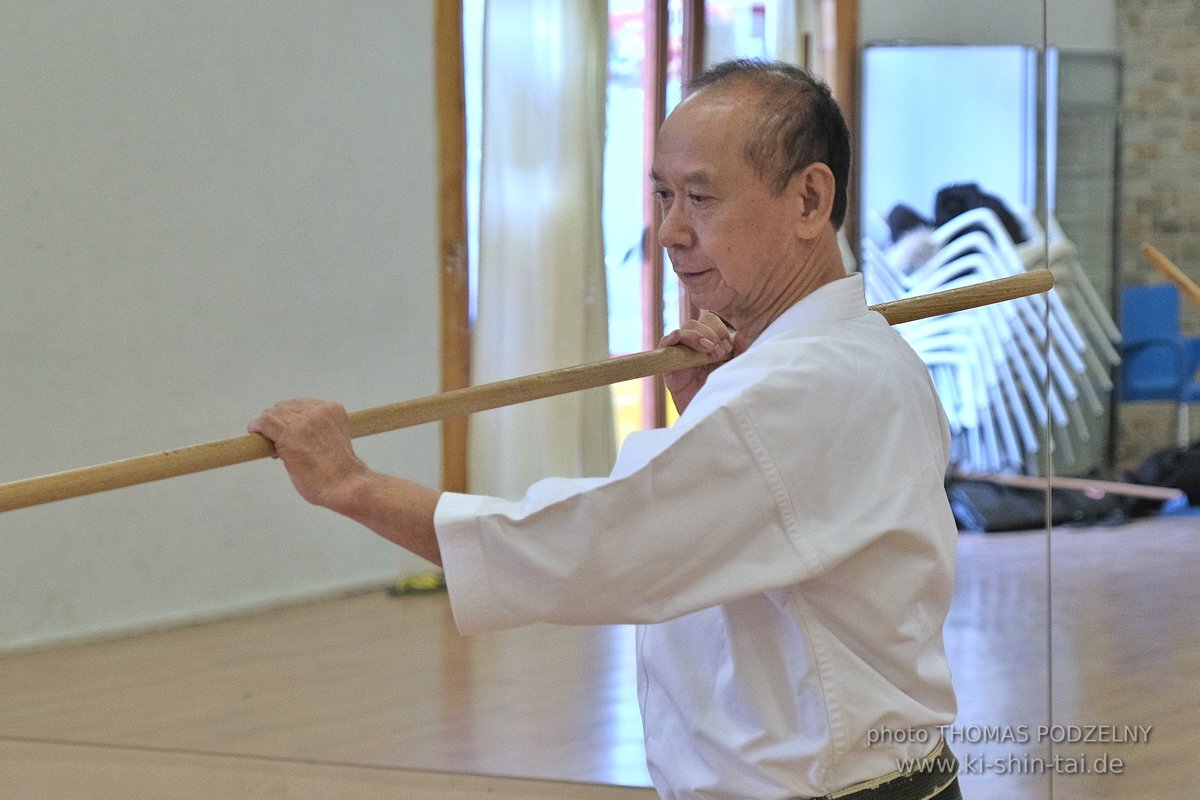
[767,0,824,73]
[469,0,614,499]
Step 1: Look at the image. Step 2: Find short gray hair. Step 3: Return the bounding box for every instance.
[688,59,851,229]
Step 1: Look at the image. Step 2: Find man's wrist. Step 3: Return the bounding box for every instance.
[320,461,377,515]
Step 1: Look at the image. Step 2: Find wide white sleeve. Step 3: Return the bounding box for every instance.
[434,402,825,635]
[436,317,953,637]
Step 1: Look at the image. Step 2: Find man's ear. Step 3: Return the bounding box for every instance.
[787,162,836,238]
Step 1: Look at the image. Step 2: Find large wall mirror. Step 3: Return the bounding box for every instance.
[1044,1,1199,798]
[0,2,1195,798]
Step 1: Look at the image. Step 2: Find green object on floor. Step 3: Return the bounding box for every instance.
[388,571,447,596]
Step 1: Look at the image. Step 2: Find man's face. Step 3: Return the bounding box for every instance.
[650,88,804,328]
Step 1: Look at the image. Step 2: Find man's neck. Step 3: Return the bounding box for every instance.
[732,229,846,351]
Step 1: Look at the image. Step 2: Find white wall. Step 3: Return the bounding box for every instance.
[0,2,440,652]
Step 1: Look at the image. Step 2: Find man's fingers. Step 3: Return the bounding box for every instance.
[694,312,733,344]
[668,324,727,351]
[247,399,347,441]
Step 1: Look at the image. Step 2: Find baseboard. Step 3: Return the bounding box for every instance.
[0,576,396,658]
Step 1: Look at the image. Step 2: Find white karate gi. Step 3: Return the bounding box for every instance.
[436,274,959,799]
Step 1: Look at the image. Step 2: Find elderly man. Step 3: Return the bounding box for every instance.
[250,59,962,800]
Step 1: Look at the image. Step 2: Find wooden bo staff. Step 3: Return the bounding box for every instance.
[0,269,1054,513]
[953,471,1184,503]
[1141,242,1200,311]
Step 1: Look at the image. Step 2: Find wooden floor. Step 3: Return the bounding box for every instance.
[2,514,1198,799]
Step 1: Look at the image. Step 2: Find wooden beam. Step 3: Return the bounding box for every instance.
[826,0,859,263]
[436,0,470,493]
[681,0,706,85]
[642,0,669,429]
[677,0,705,328]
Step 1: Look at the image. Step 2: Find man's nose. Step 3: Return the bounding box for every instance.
[657,202,692,250]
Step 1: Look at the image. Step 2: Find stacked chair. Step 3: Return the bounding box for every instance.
[862,187,1121,475]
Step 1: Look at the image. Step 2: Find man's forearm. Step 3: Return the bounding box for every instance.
[324,470,444,566]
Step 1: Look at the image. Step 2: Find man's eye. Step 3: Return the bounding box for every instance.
[688,193,710,204]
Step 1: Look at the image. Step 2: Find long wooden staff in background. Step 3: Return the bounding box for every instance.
[0,270,1054,513]
[1141,242,1200,311]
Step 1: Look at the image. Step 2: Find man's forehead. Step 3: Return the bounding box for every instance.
[648,166,717,186]
[650,93,749,178]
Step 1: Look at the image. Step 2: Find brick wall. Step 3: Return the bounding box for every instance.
[1116,0,1200,463]
[1118,0,1200,294]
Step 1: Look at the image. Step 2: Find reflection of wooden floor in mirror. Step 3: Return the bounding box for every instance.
[1,514,1197,799]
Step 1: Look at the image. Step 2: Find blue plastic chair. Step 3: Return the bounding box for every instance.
[1119,283,1200,445]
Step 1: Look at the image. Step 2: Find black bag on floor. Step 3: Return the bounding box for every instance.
[1122,443,1200,515]
[946,478,1126,532]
